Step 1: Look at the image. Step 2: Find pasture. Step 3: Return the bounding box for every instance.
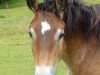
[0,6,66,75]
[0,0,100,75]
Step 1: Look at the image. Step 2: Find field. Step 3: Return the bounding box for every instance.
[0,6,66,75]
[0,0,100,75]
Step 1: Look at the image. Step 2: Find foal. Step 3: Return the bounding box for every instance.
[27,0,65,75]
[27,0,100,75]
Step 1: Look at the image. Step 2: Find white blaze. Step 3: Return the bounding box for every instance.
[35,66,55,75]
[41,21,51,34]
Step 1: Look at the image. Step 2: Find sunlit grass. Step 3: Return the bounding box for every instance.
[0,6,34,75]
[84,0,100,5]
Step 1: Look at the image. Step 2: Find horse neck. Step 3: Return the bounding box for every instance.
[63,24,99,75]
[63,4,100,74]
[63,3,88,51]
[63,30,100,75]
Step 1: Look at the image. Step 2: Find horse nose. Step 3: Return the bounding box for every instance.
[35,66,55,75]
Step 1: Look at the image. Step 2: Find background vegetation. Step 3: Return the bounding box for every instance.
[0,0,100,75]
[0,0,26,8]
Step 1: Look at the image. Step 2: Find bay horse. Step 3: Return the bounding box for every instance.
[26,0,100,75]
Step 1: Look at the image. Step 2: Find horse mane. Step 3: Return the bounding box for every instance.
[63,1,100,39]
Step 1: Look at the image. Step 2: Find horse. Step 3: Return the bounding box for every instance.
[26,0,100,75]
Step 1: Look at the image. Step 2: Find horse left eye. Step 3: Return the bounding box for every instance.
[59,33,64,40]
[55,29,64,41]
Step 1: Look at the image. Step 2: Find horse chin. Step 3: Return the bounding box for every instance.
[35,65,56,75]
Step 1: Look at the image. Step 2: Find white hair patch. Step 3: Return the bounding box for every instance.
[41,21,51,34]
[35,65,55,75]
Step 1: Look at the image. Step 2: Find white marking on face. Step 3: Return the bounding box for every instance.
[41,21,51,34]
[35,66,55,75]
[29,28,36,40]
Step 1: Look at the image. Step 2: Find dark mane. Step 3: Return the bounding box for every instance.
[26,0,60,17]
[63,1,100,39]
[38,0,56,12]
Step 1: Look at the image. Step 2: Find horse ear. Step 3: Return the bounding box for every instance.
[26,0,39,11]
[56,0,62,11]
[56,0,67,19]
[56,0,66,11]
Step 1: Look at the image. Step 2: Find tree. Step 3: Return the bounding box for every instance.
[0,0,9,8]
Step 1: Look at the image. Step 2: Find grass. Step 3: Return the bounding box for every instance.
[0,0,26,9]
[0,6,66,75]
[84,0,100,5]
[0,6,34,75]
[0,0,100,75]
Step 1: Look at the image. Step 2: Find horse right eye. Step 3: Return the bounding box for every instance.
[28,28,36,40]
[28,31,33,38]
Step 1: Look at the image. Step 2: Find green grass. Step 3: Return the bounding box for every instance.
[0,6,66,75]
[0,6,34,75]
[0,0,26,8]
[84,0,100,5]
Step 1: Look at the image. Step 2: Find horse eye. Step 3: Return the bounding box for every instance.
[28,31,32,38]
[55,29,64,41]
[59,33,64,39]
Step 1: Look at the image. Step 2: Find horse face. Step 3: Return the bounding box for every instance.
[29,11,64,75]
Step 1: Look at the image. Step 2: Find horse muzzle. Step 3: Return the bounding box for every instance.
[35,66,55,75]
